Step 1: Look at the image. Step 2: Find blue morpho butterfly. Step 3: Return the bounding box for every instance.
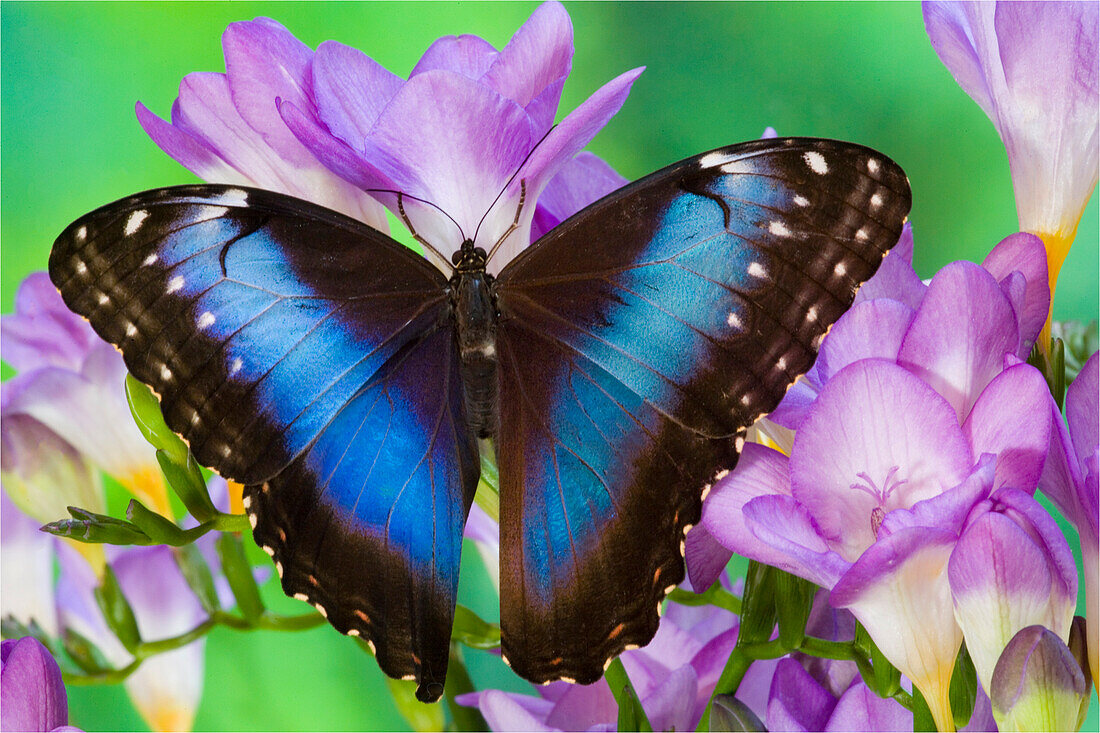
[48,138,910,702]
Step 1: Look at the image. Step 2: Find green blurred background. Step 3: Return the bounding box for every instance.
[1,2,1097,731]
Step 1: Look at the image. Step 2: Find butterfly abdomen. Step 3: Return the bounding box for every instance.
[450,242,498,438]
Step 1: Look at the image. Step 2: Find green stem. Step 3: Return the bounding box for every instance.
[606,656,653,732]
[444,646,488,732]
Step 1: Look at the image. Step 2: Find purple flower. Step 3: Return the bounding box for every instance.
[279,1,639,272]
[1,273,168,518]
[55,542,207,733]
[686,231,1060,729]
[989,625,1089,731]
[949,487,1078,693]
[1039,351,1099,685]
[0,637,80,732]
[923,1,1099,304]
[1,492,60,637]
[136,18,387,229]
[458,575,778,731]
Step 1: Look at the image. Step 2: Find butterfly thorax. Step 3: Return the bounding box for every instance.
[450,240,498,438]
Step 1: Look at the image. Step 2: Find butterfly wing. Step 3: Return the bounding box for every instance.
[492,138,911,682]
[48,186,478,700]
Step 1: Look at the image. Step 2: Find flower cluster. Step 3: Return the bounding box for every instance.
[2,2,1096,732]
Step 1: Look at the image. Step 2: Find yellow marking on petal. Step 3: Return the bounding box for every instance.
[226,480,245,515]
[136,701,195,733]
[1034,229,1076,356]
[66,538,107,574]
[120,464,172,516]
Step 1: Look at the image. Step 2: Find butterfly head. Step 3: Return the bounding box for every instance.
[451,239,489,273]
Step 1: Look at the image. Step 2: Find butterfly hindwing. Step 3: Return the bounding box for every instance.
[48,185,477,700]
[492,138,911,680]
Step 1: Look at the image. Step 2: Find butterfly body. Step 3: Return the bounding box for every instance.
[449,241,499,438]
[48,138,911,701]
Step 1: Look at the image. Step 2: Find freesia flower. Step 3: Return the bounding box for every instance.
[989,625,1089,732]
[0,637,80,732]
[923,1,1099,313]
[1039,351,1099,684]
[1,492,60,636]
[136,18,387,229]
[279,0,641,272]
[457,575,778,731]
[949,487,1078,693]
[0,273,168,518]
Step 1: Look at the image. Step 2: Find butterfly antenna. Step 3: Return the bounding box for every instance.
[473,124,557,258]
[362,188,465,266]
[484,180,526,263]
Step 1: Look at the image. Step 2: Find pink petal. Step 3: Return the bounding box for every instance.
[981,233,1049,357]
[530,151,628,240]
[853,223,925,310]
[742,494,852,589]
[825,680,911,731]
[483,0,574,110]
[791,360,972,561]
[684,524,733,593]
[135,101,247,185]
[1066,351,1098,471]
[963,363,1052,493]
[0,637,69,732]
[312,40,404,149]
[814,299,916,382]
[766,658,835,732]
[898,260,1019,421]
[411,34,498,78]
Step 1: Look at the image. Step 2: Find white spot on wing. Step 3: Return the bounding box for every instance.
[806,306,819,323]
[768,221,792,237]
[97,292,109,305]
[75,261,88,275]
[160,365,172,381]
[776,356,788,371]
[834,262,847,277]
[229,357,243,376]
[726,311,742,329]
[125,210,149,235]
[75,225,87,242]
[803,151,829,175]
[219,189,249,207]
[124,322,137,337]
[793,194,810,207]
[870,193,883,208]
[348,629,360,637]
[747,262,767,278]
[855,228,869,241]
[262,545,275,557]
[142,252,158,266]
[166,275,184,294]
[293,593,309,602]
[250,513,259,530]
[699,151,738,168]
[197,311,215,329]
[867,158,881,174]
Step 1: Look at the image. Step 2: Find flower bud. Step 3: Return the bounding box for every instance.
[990,625,1088,732]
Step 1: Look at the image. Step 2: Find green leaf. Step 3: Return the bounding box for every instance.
[63,628,112,674]
[1051,337,1066,408]
[215,533,264,623]
[450,605,500,649]
[126,500,205,546]
[774,570,815,650]
[94,565,142,652]
[910,685,936,732]
[708,694,766,731]
[474,451,500,522]
[444,646,489,732]
[174,543,221,614]
[736,561,778,646]
[385,677,446,732]
[949,643,978,730]
[42,507,152,546]
[125,374,188,464]
[606,657,652,732]
[854,621,901,697]
[156,450,218,522]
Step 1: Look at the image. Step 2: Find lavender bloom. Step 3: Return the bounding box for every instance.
[949,487,1078,693]
[0,637,80,732]
[923,1,1099,303]
[280,1,640,273]
[1039,351,1099,685]
[1,492,60,637]
[686,229,1062,729]
[989,625,1089,732]
[1,273,168,517]
[137,18,387,229]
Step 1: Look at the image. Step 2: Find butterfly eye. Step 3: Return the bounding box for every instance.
[474,246,487,259]
[451,248,465,266]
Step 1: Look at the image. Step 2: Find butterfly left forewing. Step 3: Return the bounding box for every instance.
[49,186,478,701]
[492,138,911,681]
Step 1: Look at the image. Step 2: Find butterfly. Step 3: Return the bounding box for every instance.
[49,137,910,702]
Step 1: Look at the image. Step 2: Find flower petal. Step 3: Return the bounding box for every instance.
[898,260,1019,421]
[791,360,972,560]
[483,1,573,111]
[458,689,556,732]
[981,232,1049,357]
[963,362,1052,493]
[530,151,628,240]
[411,34,498,78]
[815,299,916,383]
[135,101,249,185]
[312,40,405,148]
[766,658,835,732]
[0,273,100,374]
[1,492,59,636]
[825,680,911,732]
[831,527,961,733]
[742,494,851,589]
[1066,351,1098,472]
[853,223,925,310]
[0,637,69,733]
[683,524,733,593]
